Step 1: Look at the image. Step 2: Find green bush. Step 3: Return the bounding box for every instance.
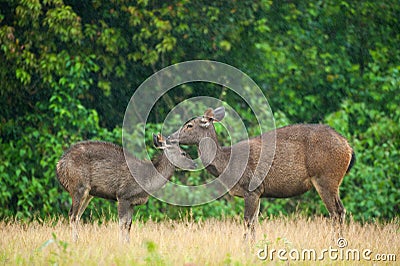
[1,0,398,222]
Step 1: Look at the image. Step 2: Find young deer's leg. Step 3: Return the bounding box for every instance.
[243,193,260,243]
[69,186,90,242]
[311,177,346,241]
[77,194,93,221]
[118,199,134,243]
[69,203,79,242]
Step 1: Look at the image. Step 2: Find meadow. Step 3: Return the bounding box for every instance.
[1,215,398,265]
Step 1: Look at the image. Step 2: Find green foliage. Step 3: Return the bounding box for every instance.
[331,99,400,221]
[0,50,119,219]
[1,0,399,222]
[255,0,400,123]
[143,240,165,266]
[251,0,400,221]
[36,232,70,265]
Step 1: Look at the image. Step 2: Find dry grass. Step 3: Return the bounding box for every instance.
[0,216,398,265]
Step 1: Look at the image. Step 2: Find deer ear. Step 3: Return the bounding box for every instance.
[213,107,225,122]
[203,108,214,119]
[153,133,166,149]
[200,107,225,127]
[153,133,160,147]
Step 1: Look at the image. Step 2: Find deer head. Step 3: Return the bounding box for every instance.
[169,107,225,145]
[153,133,197,170]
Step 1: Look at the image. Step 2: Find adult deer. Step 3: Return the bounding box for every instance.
[56,134,196,242]
[169,107,355,241]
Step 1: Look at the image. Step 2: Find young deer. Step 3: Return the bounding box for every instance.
[56,134,196,242]
[169,107,355,241]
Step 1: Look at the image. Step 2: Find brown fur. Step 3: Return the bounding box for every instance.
[170,107,355,241]
[56,137,196,242]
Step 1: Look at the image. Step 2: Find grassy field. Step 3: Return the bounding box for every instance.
[1,215,398,265]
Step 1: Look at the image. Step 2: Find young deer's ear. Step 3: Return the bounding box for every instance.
[153,133,166,149]
[153,133,160,147]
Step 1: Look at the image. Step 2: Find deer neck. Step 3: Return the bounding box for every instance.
[148,152,175,191]
[198,134,230,177]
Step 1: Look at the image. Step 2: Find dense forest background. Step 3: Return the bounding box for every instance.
[1,0,399,222]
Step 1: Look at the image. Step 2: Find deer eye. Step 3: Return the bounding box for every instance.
[186,123,193,129]
[181,151,187,156]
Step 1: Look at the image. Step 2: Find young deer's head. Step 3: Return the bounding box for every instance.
[169,107,225,145]
[153,133,197,170]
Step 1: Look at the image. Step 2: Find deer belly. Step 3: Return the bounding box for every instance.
[89,185,117,200]
[262,170,312,198]
[89,174,119,200]
[260,145,313,197]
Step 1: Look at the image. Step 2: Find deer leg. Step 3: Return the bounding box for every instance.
[77,194,93,221]
[118,199,134,243]
[311,178,346,240]
[69,203,79,242]
[243,193,260,243]
[69,186,90,242]
[335,196,346,237]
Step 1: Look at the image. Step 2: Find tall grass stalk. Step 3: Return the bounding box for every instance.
[0,215,398,265]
